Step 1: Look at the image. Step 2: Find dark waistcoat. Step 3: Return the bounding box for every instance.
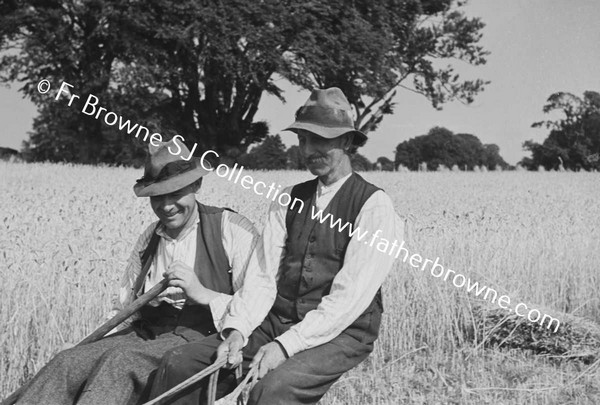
[133,202,233,341]
[272,173,384,340]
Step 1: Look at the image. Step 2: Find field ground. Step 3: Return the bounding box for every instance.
[1,162,599,404]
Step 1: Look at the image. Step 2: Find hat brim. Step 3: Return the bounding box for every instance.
[283,122,367,147]
[133,164,212,197]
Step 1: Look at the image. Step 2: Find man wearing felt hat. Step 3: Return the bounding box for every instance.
[15,140,259,405]
[150,87,404,404]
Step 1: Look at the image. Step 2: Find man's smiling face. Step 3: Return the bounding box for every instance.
[150,181,199,238]
[297,129,349,178]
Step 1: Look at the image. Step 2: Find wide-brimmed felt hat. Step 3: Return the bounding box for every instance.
[283,87,367,146]
[133,138,211,197]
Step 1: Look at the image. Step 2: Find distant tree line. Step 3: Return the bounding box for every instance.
[0,147,21,162]
[238,135,378,172]
[394,127,508,171]
[520,91,600,171]
[236,128,508,172]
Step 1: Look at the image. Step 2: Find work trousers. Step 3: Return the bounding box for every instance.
[15,328,186,405]
[149,310,378,405]
[15,303,216,405]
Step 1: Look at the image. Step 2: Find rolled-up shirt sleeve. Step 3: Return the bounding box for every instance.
[275,190,403,356]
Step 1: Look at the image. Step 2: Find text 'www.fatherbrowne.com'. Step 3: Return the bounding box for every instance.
[309,206,561,333]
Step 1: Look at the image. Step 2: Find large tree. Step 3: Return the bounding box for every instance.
[1,0,489,164]
[284,0,489,134]
[521,91,600,171]
[1,1,142,164]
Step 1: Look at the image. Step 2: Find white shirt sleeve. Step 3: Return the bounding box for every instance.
[275,190,403,356]
[208,210,260,332]
[220,191,290,341]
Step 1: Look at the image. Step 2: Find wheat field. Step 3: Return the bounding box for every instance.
[1,162,599,404]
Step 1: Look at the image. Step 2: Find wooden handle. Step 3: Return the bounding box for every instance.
[79,279,169,345]
[1,279,170,405]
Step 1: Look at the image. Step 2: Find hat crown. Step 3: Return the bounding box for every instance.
[145,138,191,179]
[305,87,352,111]
[294,87,354,129]
[283,87,368,147]
[133,138,212,197]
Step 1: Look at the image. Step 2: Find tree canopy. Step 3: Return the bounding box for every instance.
[350,153,373,172]
[285,145,305,170]
[521,91,600,171]
[395,126,507,171]
[375,156,395,171]
[238,135,288,170]
[1,0,489,165]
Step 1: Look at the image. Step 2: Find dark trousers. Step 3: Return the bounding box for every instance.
[15,304,216,405]
[149,310,379,405]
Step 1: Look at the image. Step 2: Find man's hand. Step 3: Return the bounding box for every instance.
[216,329,245,368]
[250,342,288,379]
[164,260,218,305]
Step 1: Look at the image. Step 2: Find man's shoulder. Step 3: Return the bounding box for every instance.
[197,203,258,236]
[132,220,161,254]
[366,189,394,208]
[141,220,161,237]
[197,203,234,215]
[352,172,383,192]
[220,208,259,246]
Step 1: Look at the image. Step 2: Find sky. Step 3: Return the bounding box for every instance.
[1,0,599,165]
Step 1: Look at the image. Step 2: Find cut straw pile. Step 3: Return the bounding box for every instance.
[468,301,600,362]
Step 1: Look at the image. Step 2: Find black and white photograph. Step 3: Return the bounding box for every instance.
[1,1,599,404]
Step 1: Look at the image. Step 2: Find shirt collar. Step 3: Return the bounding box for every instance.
[155,202,200,242]
[316,172,352,200]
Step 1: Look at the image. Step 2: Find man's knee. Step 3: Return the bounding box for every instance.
[51,346,84,369]
[158,347,184,375]
[98,345,139,367]
[248,370,297,404]
[157,346,202,378]
[248,379,283,404]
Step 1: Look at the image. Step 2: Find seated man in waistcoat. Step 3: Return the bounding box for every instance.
[148,87,404,405]
[14,139,259,405]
